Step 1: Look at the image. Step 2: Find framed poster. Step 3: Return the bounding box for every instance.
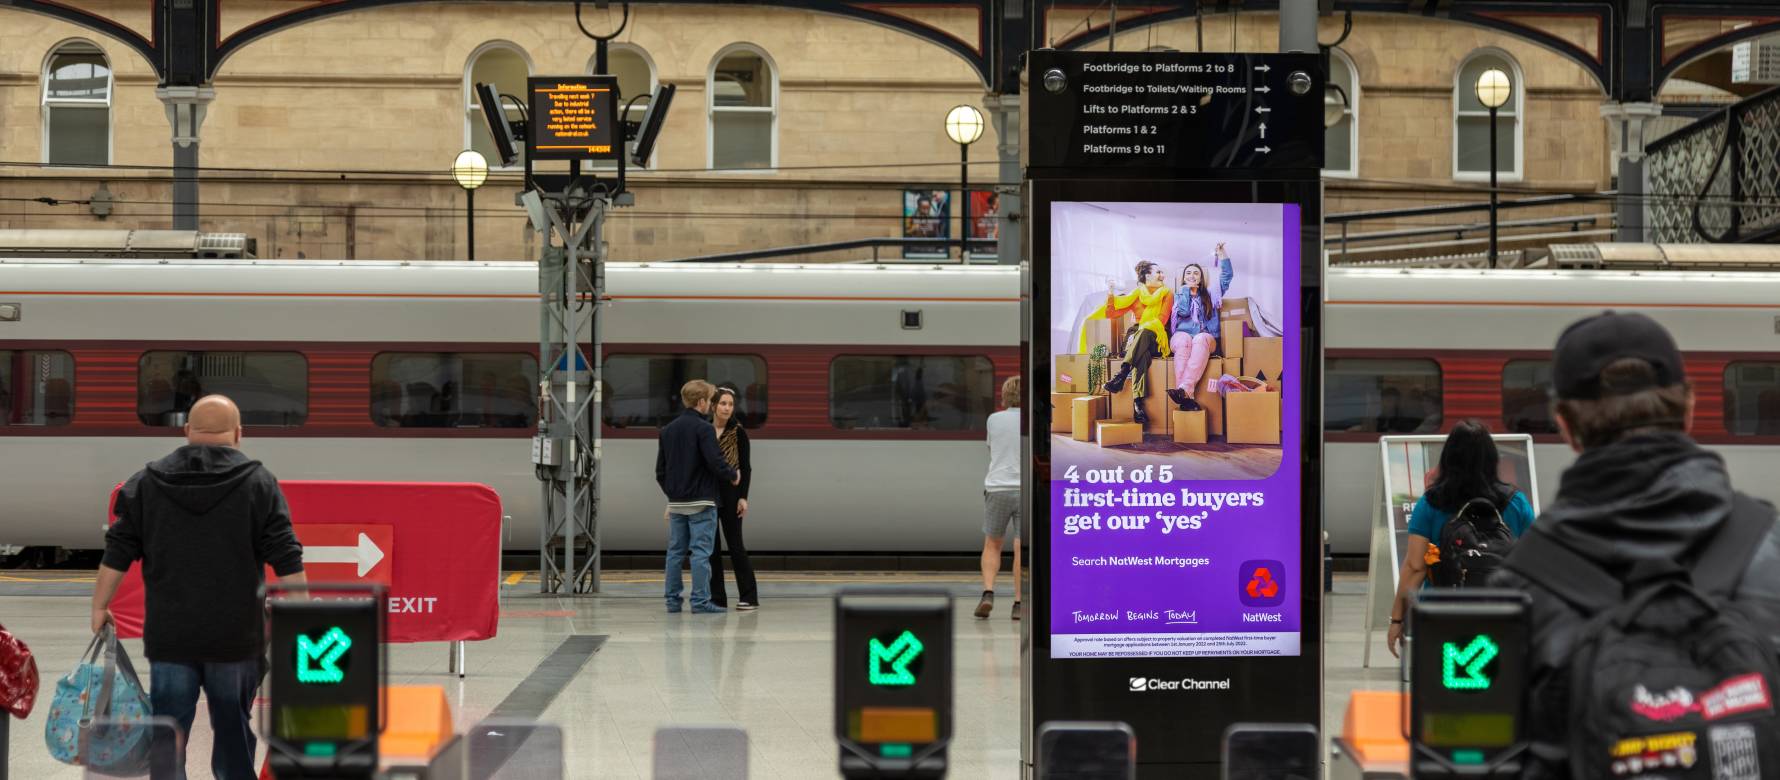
[902,189,951,259]
[967,189,999,259]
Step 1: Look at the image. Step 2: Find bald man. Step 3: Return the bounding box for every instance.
[92,394,305,780]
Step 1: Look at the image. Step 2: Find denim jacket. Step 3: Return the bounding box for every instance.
[1172,254,1235,338]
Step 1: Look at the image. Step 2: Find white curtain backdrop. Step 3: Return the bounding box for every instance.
[1049,201,1287,357]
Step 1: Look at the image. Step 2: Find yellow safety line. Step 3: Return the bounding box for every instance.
[502,572,526,585]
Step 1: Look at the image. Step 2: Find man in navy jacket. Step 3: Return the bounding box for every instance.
[657,380,740,613]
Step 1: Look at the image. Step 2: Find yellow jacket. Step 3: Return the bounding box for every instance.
[1080,284,1173,358]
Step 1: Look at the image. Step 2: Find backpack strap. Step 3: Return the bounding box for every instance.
[1691,493,1778,598]
[1501,528,1621,615]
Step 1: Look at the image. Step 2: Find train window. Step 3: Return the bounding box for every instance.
[0,350,75,426]
[1502,360,1558,434]
[1324,358,1442,433]
[138,352,307,427]
[1724,362,1780,436]
[829,355,994,431]
[602,354,768,429]
[370,353,538,429]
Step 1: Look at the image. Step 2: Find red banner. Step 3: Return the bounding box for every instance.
[109,481,501,644]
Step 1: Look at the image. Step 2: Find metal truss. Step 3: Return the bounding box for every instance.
[1647,87,1780,243]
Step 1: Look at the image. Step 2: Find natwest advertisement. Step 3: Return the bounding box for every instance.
[1047,201,1301,659]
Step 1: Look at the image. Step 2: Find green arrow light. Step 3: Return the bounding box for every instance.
[1441,635,1499,691]
[296,626,353,684]
[868,630,924,687]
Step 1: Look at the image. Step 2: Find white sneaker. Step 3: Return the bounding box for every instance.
[737,602,759,611]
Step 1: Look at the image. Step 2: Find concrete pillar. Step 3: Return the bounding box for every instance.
[984,93,1022,266]
[157,86,216,231]
[1600,101,1663,243]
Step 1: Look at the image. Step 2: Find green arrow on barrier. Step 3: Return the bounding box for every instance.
[868,630,924,687]
[296,627,353,684]
[1441,635,1498,691]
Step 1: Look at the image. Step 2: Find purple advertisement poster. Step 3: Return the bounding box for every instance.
[1048,201,1301,659]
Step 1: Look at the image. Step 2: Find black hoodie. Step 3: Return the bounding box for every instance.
[1494,432,1780,779]
[103,445,304,662]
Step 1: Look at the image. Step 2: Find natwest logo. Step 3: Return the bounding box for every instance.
[1126,676,1233,692]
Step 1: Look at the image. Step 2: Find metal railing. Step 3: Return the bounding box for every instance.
[1647,84,1780,243]
[670,237,999,264]
[1324,193,1610,265]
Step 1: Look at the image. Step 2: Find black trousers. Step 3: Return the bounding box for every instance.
[709,491,758,606]
[1122,327,1159,398]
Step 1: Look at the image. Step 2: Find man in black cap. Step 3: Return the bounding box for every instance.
[1495,312,1780,779]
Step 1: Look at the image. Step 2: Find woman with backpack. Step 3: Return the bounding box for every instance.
[1386,420,1536,658]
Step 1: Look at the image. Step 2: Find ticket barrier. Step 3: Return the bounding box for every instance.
[1036,722,1134,779]
[1330,691,1410,780]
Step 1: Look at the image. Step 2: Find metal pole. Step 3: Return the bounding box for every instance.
[1488,104,1499,268]
[466,188,476,262]
[960,142,970,262]
[1278,0,1317,53]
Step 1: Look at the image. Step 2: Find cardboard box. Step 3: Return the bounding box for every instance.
[1171,409,1208,444]
[1089,311,1133,359]
[1244,336,1285,383]
[1051,392,1088,434]
[1225,357,1241,378]
[1070,395,1108,442]
[1139,358,1172,434]
[1097,421,1143,447]
[1220,298,1251,357]
[1226,388,1281,445]
[1193,357,1225,436]
[1055,354,1092,393]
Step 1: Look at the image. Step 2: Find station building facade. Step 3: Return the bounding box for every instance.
[0,1,1716,261]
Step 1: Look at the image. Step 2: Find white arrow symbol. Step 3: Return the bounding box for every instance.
[1255,145,1272,154]
[1260,122,1268,138]
[1255,106,1271,115]
[1255,85,1271,94]
[304,532,385,577]
[1255,64,1271,73]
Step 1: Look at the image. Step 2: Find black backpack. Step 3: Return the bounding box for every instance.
[1429,497,1516,588]
[1505,495,1780,780]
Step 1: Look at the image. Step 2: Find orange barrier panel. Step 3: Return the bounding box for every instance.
[1341,690,1410,765]
[380,685,454,761]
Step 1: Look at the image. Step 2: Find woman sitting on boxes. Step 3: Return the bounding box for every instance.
[1090,260,1173,425]
[1166,243,1235,412]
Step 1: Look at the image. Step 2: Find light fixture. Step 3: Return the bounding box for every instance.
[1474,68,1511,110]
[1323,83,1350,129]
[451,149,489,191]
[944,104,985,146]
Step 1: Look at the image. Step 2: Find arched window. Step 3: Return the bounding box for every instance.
[1454,49,1522,181]
[43,41,111,166]
[1325,48,1358,177]
[708,45,776,170]
[465,43,532,167]
[591,44,657,167]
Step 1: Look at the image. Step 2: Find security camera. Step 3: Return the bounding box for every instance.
[1043,68,1068,94]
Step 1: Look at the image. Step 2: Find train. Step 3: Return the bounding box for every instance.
[4,244,1780,557]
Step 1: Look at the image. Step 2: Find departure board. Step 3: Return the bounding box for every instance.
[527,76,620,161]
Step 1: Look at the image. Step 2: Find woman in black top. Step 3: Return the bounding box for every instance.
[708,387,758,609]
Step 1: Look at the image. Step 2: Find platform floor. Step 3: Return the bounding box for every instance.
[0,571,1394,778]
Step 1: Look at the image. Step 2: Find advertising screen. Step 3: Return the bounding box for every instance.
[1047,200,1301,660]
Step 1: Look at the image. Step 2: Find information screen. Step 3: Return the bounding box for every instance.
[1046,201,1301,660]
[527,76,620,161]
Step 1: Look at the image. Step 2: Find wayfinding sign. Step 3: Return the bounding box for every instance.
[1024,49,1324,776]
[835,589,952,779]
[1026,51,1323,172]
[527,76,620,161]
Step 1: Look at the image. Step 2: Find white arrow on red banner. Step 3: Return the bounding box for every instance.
[303,532,386,577]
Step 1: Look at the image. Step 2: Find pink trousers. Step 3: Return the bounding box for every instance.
[1171,331,1217,392]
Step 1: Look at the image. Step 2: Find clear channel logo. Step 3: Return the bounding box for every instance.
[1127,676,1233,692]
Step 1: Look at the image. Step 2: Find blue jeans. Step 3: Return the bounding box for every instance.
[149,658,262,780]
[665,507,718,609]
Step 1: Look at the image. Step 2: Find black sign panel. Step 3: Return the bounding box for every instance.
[268,595,383,775]
[527,75,621,161]
[1409,590,1531,776]
[834,590,952,779]
[1026,51,1323,172]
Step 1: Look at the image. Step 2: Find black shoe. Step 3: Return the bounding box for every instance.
[1133,399,1149,426]
[974,591,994,619]
[1166,388,1191,409]
[1103,365,1131,394]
